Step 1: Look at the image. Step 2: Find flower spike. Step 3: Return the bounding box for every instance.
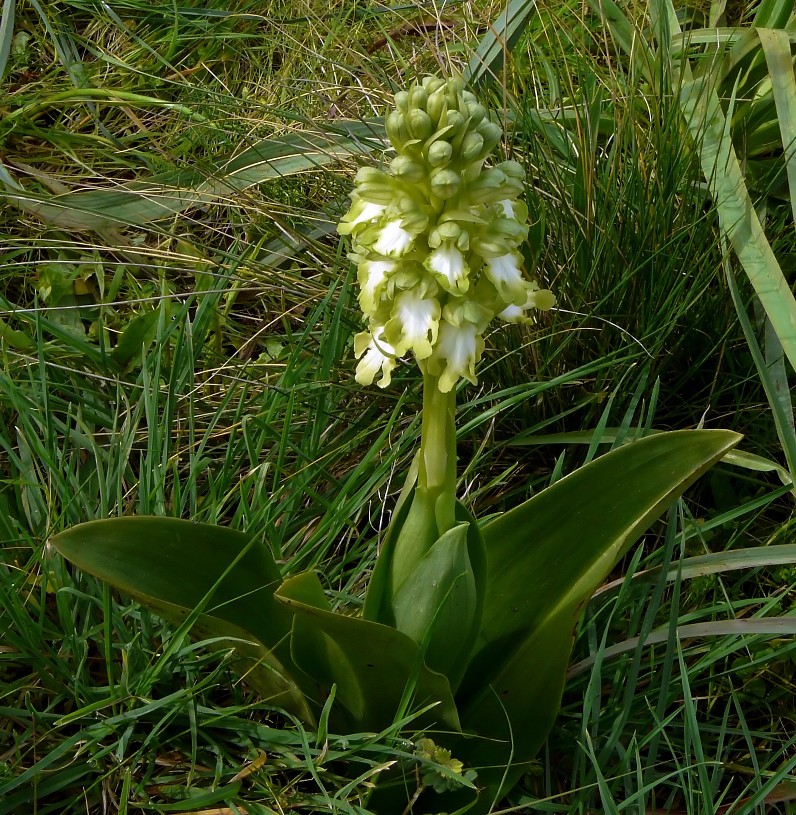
[338,74,555,392]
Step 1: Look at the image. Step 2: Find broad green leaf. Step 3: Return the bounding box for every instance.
[449,429,740,809]
[49,517,312,720]
[276,571,461,734]
[138,597,314,723]
[510,426,792,485]
[392,522,479,689]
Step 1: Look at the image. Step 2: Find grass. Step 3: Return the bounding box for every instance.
[1,0,795,812]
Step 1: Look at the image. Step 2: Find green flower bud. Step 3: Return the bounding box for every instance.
[401,210,430,234]
[461,132,485,162]
[355,166,388,186]
[467,168,507,203]
[422,75,446,94]
[496,160,525,181]
[395,90,411,113]
[444,77,464,107]
[425,90,447,126]
[409,85,428,110]
[427,140,453,168]
[465,101,486,126]
[477,119,503,152]
[391,155,425,183]
[430,168,461,200]
[386,110,409,149]
[408,109,434,141]
[428,221,464,250]
[444,109,466,136]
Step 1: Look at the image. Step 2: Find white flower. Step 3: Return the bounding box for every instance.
[498,199,515,218]
[354,329,398,388]
[386,290,440,360]
[374,220,414,256]
[498,282,556,323]
[484,252,528,305]
[337,198,386,235]
[427,242,469,294]
[427,320,484,393]
[358,260,394,315]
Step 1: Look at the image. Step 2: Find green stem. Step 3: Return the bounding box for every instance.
[419,371,457,535]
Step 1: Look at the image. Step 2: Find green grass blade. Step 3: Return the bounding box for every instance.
[0,0,14,83]
[464,0,539,86]
[756,27,796,225]
[679,75,796,373]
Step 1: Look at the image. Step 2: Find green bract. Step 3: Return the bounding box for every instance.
[337,75,555,394]
[48,75,742,815]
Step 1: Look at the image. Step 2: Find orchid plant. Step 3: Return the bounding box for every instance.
[51,75,739,813]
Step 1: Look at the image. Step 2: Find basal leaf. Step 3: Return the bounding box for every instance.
[449,430,740,809]
[49,517,312,720]
[276,571,461,734]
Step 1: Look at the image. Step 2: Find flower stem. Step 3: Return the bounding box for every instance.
[419,371,457,535]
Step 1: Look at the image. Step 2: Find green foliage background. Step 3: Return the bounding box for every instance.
[0,0,794,812]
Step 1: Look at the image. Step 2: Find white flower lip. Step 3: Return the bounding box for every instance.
[358,260,395,314]
[355,201,387,226]
[374,220,414,256]
[427,243,469,294]
[429,320,482,393]
[389,290,440,360]
[485,252,527,304]
[354,330,398,388]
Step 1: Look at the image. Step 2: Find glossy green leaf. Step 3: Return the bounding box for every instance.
[449,429,740,809]
[276,571,461,734]
[392,522,478,688]
[49,517,313,721]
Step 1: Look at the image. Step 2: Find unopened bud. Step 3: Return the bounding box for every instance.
[444,77,464,107]
[391,155,425,183]
[477,119,503,152]
[461,132,485,162]
[426,90,447,126]
[444,110,466,136]
[422,76,445,94]
[436,221,461,241]
[496,160,525,181]
[430,169,461,200]
[465,102,485,127]
[386,110,409,149]
[408,109,434,140]
[409,85,428,110]
[394,90,411,113]
[468,168,508,203]
[427,140,453,168]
